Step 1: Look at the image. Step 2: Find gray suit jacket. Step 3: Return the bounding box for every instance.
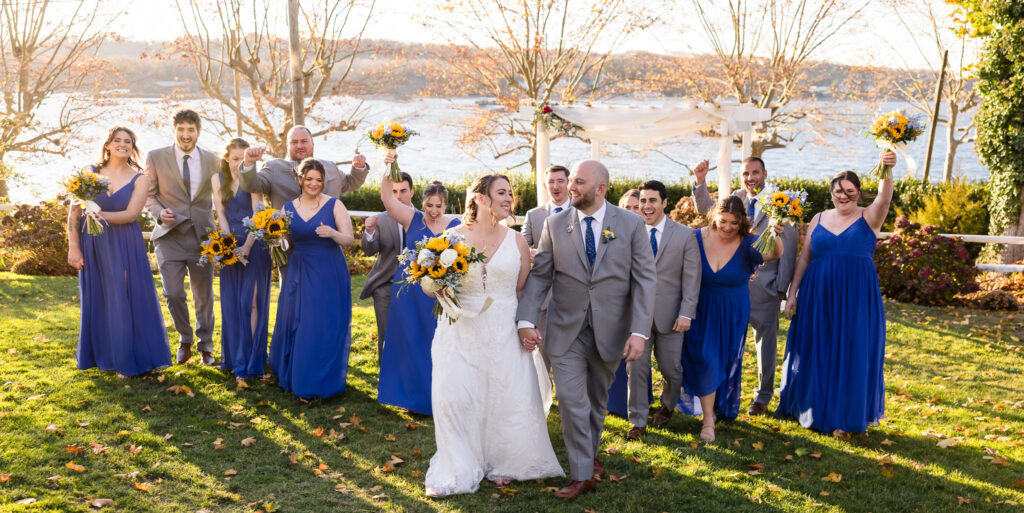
[145,145,218,244]
[693,183,798,296]
[359,212,403,300]
[239,158,369,209]
[523,204,553,248]
[517,201,657,361]
[651,219,702,333]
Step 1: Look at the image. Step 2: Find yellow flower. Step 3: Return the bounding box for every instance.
[372,127,384,140]
[266,219,286,237]
[209,241,223,254]
[220,233,238,249]
[428,263,447,278]
[790,197,801,207]
[425,236,450,252]
[408,261,426,279]
[453,242,469,256]
[391,128,406,137]
[222,253,238,266]
[67,178,80,192]
[452,256,469,274]
[771,191,789,208]
[887,124,905,139]
[789,204,804,218]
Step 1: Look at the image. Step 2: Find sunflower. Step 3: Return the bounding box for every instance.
[790,197,801,207]
[789,204,804,218]
[372,127,385,140]
[220,233,238,249]
[66,178,80,192]
[452,256,469,274]
[771,191,789,208]
[409,261,426,279]
[201,244,217,257]
[222,253,238,266]
[209,240,223,254]
[887,124,905,139]
[266,220,285,237]
[425,236,450,252]
[428,263,447,278]
[453,242,469,256]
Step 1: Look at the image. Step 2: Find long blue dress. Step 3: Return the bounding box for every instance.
[606,360,653,419]
[377,210,461,415]
[776,215,886,433]
[76,172,171,375]
[678,231,763,420]
[218,176,271,378]
[269,197,352,399]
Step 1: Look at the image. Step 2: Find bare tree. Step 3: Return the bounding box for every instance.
[421,0,657,172]
[0,0,116,200]
[171,0,375,156]
[684,0,869,157]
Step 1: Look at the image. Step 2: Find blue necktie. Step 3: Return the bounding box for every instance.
[747,198,756,220]
[584,216,596,267]
[182,154,192,199]
[650,227,658,257]
[554,206,563,213]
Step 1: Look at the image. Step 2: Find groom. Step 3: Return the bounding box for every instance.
[517,160,656,499]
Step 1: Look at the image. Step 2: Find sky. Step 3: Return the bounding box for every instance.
[50,0,974,72]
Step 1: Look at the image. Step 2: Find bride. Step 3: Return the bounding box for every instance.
[424,173,564,497]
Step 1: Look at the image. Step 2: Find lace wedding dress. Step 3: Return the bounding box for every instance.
[425,228,564,497]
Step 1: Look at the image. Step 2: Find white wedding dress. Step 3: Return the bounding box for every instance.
[425,228,564,497]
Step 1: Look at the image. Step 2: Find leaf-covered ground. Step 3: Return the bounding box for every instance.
[1,271,1022,512]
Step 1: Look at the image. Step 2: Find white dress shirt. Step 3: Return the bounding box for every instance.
[174,145,201,199]
[647,214,667,248]
[548,199,571,214]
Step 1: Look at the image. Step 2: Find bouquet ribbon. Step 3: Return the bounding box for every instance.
[436,292,493,321]
[78,199,106,235]
[875,140,918,176]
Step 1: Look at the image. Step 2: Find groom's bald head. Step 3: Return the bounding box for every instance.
[569,160,609,213]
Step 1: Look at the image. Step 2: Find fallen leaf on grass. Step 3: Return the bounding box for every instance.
[0,473,10,482]
[880,439,894,446]
[66,443,85,453]
[752,442,765,451]
[767,484,784,493]
[77,421,90,427]
[349,414,362,425]
[610,472,628,483]
[958,496,972,505]
[157,375,165,383]
[318,463,329,472]
[141,405,151,412]
[133,482,151,492]
[820,491,830,497]
[166,385,194,397]
[223,469,237,476]
[795,448,810,457]
[810,451,823,459]
[249,417,262,425]
[406,423,419,431]
[112,472,139,480]
[15,498,37,505]
[1011,480,1024,488]
[45,423,63,435]
[881,467,895,478]
[371,494,388,500]
[369,485,383,492]
[411,449,422,457]
[312,427,325,438]
[652,468,666,474]
[288,454,298,465]
[129,444,143,454]
[500,487,519,496]
[89,498,113,508]
[627,456,641,464]
[385,434,396,442]
[989,457,1011,467]
[241,437,257,447]
[65,461,85,472]
[821,472,842,482]
[937,438,963,449]
[411,470,423,477]
[541,486,560,492]
[747,463,765,471]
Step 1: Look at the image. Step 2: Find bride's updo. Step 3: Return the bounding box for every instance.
[463,173,515,225]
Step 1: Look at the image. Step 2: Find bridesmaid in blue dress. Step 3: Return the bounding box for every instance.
[269,158,355,399]
[68,126,170,376]
[678,196,783,442]
[377,174,460,415]
[211,138,272,384]
[777,152,897,433]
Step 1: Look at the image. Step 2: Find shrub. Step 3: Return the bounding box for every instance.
[908,179,989,243]
[874,216,979,305]
[956,289,1021,311]
[669,195,710,229]
[0,197,73,276]
[977,271,1024,301]
[345,216,374,275]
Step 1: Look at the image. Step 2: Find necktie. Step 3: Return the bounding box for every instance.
[747,198,756,220]
[584,216,596,267]
[554,206,563,213]
[182,154,192,199]
[650,227,658,257]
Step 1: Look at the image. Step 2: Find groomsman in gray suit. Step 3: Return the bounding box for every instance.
[145,110,220,365]
[624,180,701,441]
[237,125,369,208]
[692,156,798,415]
[522,164,571,249]
[517,160,656,500]
[359,171,414,362]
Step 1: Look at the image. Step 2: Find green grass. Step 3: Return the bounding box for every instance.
[1,271,1023,512]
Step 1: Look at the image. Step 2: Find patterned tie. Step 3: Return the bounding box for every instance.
[650,227,658,257]
[584,216,596,267]
[554,206,563,213]
[747,198,756,220]
[182,154,192,199]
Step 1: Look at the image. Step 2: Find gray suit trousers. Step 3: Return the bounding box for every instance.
[626,330,684,426]
[154,233,215,353]
[370,285,391,363]
[549,324,618,481]
[749,286,782,405]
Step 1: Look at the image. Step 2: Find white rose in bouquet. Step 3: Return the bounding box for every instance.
[417,249,435,267]
[439,248,458,267]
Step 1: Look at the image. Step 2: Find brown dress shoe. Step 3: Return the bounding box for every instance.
[747,401,768,416]
[200,351,216,366]
[553,479,595,500]
[651,405,673,427]
[625,425,646,441]
[593,457,606,479]
[176,344,192,364]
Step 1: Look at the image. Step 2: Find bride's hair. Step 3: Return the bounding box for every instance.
[464,173,515,226]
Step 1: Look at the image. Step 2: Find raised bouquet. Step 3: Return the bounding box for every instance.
[243,202,292,268]
[399,231,488,323]
[366,120,417,182]
[63,167,110,235]
[751,184,807,257]
[867,109,926,179]
[198,229,245,269]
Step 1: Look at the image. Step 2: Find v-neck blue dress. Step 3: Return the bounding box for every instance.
[377,210,461,415]
[76,172,171,375]
[678,230,763,419]
[269,197,352,399]
[776,216,886,433]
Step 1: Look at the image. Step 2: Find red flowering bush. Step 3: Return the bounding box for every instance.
[875,216,979,305]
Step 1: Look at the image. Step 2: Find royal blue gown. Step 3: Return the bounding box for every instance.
[218,177,271,378]
[678,231,763,419]
[776,216,886,433]
[269,197,352,399]
[76,172,171,375]
[377,210,461,415]
[606,360,653,419]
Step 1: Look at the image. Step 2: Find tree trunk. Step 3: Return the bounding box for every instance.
[942,106,959,183]
[1000,183,1024,264]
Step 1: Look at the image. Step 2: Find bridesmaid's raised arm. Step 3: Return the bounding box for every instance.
[381,173,415,231]
[864,150,897,232]
[99,174,151,225]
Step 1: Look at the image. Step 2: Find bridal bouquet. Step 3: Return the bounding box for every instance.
[867,109,926,179]
[399,231,487,323]
[198,229,245,269]
[366,120,417,182]
[243,202,292,268]
[751,184,808,256]
[63,167,110,235]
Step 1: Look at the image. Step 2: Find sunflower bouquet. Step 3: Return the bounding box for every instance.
[751,184,808,257]
[63,167,110,235]
[399,230,487,323]
[243,202,292,268]
[366,120,417,182]
[867,109,926,179]
[198,229,244,269]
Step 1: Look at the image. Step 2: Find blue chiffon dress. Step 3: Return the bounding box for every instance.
[776,215,886,433]
[377,210,461,415]
[606,360,653,419]
[76,172,171,375]
[218,177,271,378]
[269,197,352,399]
[678,231,763,419]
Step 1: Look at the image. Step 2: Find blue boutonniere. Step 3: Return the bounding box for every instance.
[602,228,616,243]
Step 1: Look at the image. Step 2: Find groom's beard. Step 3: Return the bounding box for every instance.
[572,191,595,211]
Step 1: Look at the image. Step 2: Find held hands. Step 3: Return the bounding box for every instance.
[692,159,710,185]
[672,317,691,333]
[353,153,367,169]
[880,149,897,168]
[518,327,542,352]
[159,208,176,225]
[363,215,378,235]
[623,335,645,362]
[315,222,336,239]
[68,247,84,270]
[243,146,267,167]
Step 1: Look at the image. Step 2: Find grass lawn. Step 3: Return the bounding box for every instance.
[1,271,1023,512]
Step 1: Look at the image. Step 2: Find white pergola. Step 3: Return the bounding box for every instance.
[520,101,772,205]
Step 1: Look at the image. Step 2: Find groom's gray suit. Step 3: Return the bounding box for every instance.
[517,200,656,482]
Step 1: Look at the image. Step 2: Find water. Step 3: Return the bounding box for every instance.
[5,96,986,203]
